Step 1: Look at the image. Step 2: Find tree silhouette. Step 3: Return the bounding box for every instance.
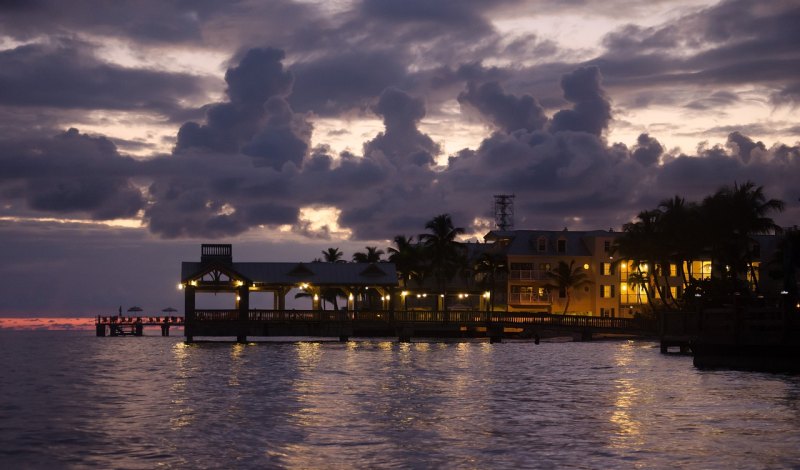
[387,235,423,289]
[320,247,345,310]
[544,260,592,315]
[703,181,784,292]
[419,214,466,311]
[352,246,384,263]
[321,247,344,263]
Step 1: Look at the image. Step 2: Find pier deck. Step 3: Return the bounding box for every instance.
[95,316,184,337]
[185,309,655,342]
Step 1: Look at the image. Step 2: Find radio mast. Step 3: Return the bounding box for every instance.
[493,194,515,230]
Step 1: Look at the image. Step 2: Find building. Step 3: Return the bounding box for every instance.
[484,229,621,316]
[480,229,783,318]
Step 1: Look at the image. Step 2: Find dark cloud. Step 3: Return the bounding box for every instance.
[0,0,228,43]
[631,133,663,167]
[0,128,145,219]
[363,87,440,168]
[242,97,312,170]
[1,0,798,245]
[0,39,205,116]
[289,51,410,115]
[175,47,311,170]
[727,131,765,164]
[457,81,548,133]
[549,66,612,135]
[593,0,800,103]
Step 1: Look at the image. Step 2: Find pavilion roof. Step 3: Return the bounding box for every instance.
[182,261,398,287]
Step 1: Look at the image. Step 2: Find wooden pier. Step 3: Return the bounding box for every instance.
[660,307,800,371]
[182,309,656,343]
[95,316,184,337]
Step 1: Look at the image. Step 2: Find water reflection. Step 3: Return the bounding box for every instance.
[3,333,800,468]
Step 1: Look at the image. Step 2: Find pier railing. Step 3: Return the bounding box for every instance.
[188,309,656,332]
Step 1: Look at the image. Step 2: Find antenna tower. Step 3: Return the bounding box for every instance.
[493,194,515,230]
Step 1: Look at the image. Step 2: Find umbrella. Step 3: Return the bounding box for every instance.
[127,306,143,313]
[162,307,178,313]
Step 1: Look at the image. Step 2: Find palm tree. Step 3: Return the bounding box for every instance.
[419,214,466,311]
[702,181,784,292]
[474,251,507,312]
[320,247,345,310]
[615,209,669,309]
[387,235,423,289]
[658,195,704,302]
[321,247,344,263]
[352,246,384,263]
[544,260,592,315]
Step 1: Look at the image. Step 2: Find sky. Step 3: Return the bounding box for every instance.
[0,0,798,316]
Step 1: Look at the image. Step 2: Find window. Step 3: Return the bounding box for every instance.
[600,285,615,298]
[557,239,566,253]
[669,264,677,277]
[752,243,761,258]
[558,287,566,298]
[601,262,612,276]
[537,237,547,252]
[539,263,551,272]
[604,240,611,253]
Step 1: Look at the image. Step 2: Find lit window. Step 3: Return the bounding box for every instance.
[600,285,615,298]
[669,264,677,277]
[601,262,612,276]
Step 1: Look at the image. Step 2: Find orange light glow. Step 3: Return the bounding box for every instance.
[0,317,95,330]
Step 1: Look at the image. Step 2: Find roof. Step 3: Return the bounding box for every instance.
[484,229,620,257]
[182,261,398,287]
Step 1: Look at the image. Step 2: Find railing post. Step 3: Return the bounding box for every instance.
[184,285,195,343]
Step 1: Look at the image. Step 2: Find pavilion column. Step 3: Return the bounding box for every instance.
[184,285,196,343]
[237,284,249,343]
[279,288,287,310]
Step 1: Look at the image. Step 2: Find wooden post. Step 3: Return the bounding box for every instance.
[489,324,503,343]
[398,327,413,343]
[184,285,195,343]
[237,284,249,344]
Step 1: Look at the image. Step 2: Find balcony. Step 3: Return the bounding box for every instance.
[509,269,549,281]
[509,293,552,305]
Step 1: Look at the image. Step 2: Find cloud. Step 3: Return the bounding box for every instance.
[363,87,440,168]
[549,66,612,136]
[0,39,205,116]
[631,133,663,167]
[0,128,145,220]
[175,47,312,171]
[457,81,547,133]
[289,50,410,116]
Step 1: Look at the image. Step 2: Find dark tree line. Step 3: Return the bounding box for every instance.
[614,181,788,310]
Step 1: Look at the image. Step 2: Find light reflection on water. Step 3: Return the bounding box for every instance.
[1,331,800,468]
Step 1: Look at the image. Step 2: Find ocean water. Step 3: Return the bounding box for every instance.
[1,331,800,469]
